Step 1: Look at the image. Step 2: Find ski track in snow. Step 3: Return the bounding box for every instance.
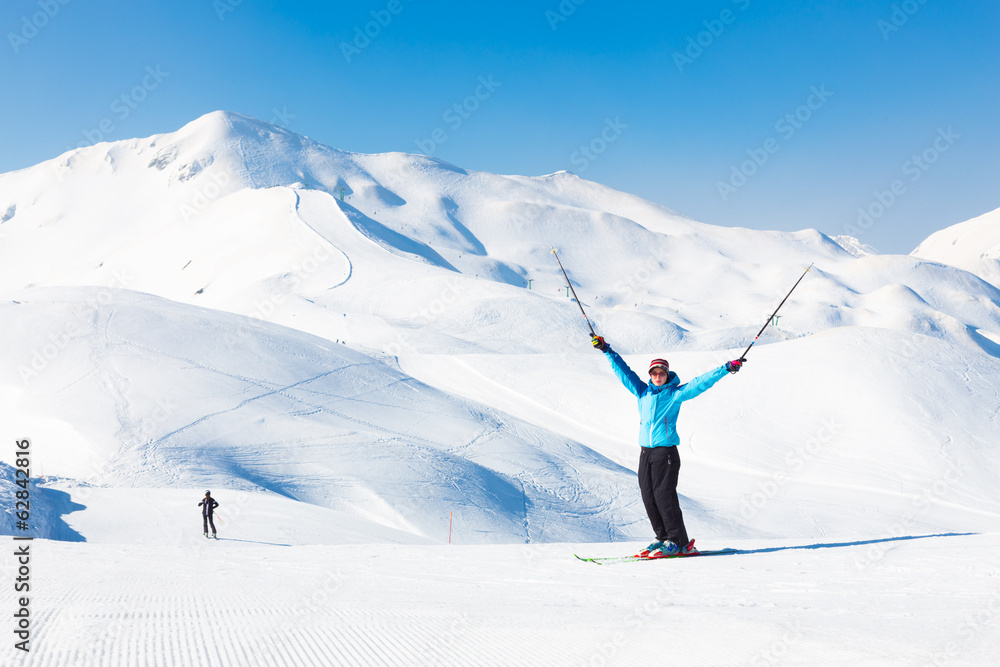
[86,313,475,488]
[290,189,353,290]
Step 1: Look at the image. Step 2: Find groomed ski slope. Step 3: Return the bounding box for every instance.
[7,534,999,666]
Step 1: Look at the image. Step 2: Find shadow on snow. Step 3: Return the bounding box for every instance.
[734,532,977,555]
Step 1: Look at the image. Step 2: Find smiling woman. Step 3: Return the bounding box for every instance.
[595,339,740,557]
[647,358,669,386]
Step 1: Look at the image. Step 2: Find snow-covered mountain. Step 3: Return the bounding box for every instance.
[912,205,1000,289]
[2,111,999,548]
[6,111,1000,357]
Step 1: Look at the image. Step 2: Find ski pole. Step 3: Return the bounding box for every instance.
[550,247,596,336]
[740,263,813,360]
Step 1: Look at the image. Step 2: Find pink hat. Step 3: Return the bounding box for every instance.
[648,358,670,374]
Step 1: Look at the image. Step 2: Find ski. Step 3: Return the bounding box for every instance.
[643,548,739,559]
[575,549,738,564]
[574,554,643,564]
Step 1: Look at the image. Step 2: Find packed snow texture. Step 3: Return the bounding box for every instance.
[6,535,1000,666]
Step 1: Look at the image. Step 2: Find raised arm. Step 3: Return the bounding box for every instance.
[674,365,729,402]
[604,347,646,397]
[675,356,746,401]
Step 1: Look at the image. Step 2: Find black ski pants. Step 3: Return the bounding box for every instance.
[203,513,216,535]
[638,445,688,547]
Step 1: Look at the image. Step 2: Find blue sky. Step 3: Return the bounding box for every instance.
[3,0,998,254]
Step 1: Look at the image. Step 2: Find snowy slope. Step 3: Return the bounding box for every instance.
[3,534,999,667]
[912,205,1000,289]
[3,110,1000,665]
[0,111,998,547]
[399,325,1000,543]
[4,111,1000,360]
[0,288,645,544]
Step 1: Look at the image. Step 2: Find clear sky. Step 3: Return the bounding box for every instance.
[3,0,998,254]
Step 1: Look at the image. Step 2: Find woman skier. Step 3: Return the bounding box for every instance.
[592,334,744,558]
[199,490,220,539]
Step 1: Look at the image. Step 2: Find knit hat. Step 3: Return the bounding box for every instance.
[648,359,670,374]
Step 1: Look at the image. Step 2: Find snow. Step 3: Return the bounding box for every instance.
[0,288,642,545]
[9,536,1000,666]
[2,111,999,664]
[831,234,880,258]
[912,206,1000,289]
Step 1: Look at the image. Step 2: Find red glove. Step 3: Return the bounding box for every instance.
[726,358,746,373]
[591,335,609,352]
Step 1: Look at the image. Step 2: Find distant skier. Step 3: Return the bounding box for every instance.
[592,334,744,558]
[199,490,219,539]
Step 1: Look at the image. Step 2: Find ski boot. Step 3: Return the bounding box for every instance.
[679,539,699,556]
[647,541,681,559]
[637,541,663,558]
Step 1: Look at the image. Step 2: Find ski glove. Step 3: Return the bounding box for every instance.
[726,358,746,374]
[591,335,609,352]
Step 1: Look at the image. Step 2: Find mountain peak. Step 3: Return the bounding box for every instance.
[169,110,297,146]
[138,110,356,194]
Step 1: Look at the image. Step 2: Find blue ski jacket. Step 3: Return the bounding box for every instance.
[604,348,728,449]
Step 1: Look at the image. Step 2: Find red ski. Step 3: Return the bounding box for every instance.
[574,548,738,564]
